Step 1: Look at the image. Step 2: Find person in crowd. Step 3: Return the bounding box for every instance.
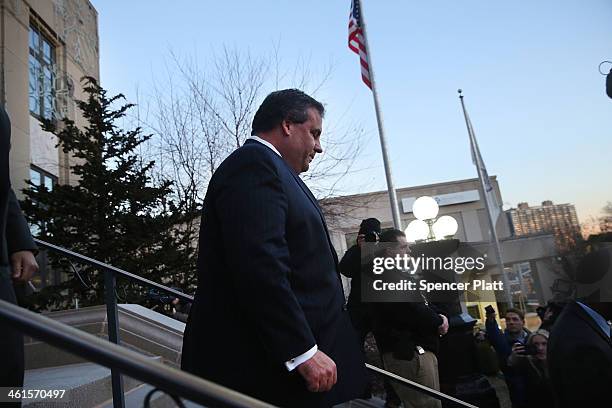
[548,249,612,408]
[508,329,554,408]
[485,307,531,407]
[181,89,367,407]
[339,219,401,408]
[535,301,564,331]
[1,106,39,405]
[474,328,500,376]
[339,217,381,345]
[370,229,448,408]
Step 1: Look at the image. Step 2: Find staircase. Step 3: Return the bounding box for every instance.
[21,304,200,407]
[21,304,390,408]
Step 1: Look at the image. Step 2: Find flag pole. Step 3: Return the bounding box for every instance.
[458,89,513,306]
[358,1,403,230]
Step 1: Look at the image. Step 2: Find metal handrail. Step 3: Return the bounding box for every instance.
[35,238,193,408]
[0,298,275,408]
[34,239,476,408]
[365,364,478,408]
[34,239,193,303]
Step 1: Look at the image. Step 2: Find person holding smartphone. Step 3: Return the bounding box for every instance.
[485,307,531,407]
[507,330,554,408]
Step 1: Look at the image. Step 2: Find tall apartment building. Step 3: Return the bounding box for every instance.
[506,200,581,252]
[1,0,100,197]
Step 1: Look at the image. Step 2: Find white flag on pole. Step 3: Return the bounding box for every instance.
[464,105,502,227]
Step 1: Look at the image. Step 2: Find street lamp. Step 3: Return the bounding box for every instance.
[405,196,498,406]
[405,196,458,242]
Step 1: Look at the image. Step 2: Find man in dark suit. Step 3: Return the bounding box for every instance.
[548,249,612,408]
[181,89,368,407]
[1,106,39,397]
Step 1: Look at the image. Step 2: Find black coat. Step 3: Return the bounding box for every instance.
[548,301,612,408]
[181,140,368,407]
[1,106,37,273]
[1,105,37,393]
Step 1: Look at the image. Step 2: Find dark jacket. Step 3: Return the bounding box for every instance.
[1,106,37,273]
[339,244,361,308]
[508,354,554,408]
[181,140,368,407]
[370,270,443,357]
[485,318,530,407]
[548,301,612,408]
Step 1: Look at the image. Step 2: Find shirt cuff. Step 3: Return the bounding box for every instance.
[285,344,318,371]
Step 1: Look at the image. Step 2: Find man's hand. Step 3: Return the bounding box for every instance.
[296,350,337,393]
[10,250,38,282]
[511,341,525,356]
[438,314,449,336]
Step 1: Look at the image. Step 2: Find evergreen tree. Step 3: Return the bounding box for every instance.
[21,77,199,311]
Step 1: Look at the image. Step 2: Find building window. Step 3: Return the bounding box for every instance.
[29,25,56,120]
[29,166,57,237]
[30,166,57,192]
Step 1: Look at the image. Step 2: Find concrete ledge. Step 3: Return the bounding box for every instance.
[25,304,185,369]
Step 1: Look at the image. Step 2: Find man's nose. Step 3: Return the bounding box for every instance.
[314,141,323,153]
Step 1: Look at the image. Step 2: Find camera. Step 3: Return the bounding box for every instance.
[484,305,495,314]
[148,288,175,304]
[514,341,538,356]
[522,344,538,356]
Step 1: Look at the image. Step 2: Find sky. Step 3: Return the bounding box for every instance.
[92,0,612,221]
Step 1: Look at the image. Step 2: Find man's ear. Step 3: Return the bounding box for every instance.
[281,120,291,136]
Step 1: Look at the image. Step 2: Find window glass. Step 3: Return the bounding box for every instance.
[44,176,54,191]
[42,40,52,64]
[28,26,55,119]
[30,169,41,187]
[29,56,41,114]
[29,29,39,52]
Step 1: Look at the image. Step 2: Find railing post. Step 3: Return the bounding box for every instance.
[104,270,125,408]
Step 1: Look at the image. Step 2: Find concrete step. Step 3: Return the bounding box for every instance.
[22,360,155,408]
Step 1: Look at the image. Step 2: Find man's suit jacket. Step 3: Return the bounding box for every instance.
[1,106,37,274]
[548,301,612,408]
[181,139,368,407]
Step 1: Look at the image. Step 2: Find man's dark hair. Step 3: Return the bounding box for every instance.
[379,229,406,243]
[505,308,525,321]
[251,89,325,135]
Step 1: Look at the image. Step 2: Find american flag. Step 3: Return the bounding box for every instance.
[348,0,372,89]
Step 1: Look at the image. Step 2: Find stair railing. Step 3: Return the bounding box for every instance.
[0,298,275,408]
[33,238,477,408]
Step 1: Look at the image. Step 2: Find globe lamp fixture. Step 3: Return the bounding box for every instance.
[433,215,459,240]
[408,196,458,242]
[412,196,439,221]
[405,219,430,243]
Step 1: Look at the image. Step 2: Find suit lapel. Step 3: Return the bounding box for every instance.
[286,166,340,270]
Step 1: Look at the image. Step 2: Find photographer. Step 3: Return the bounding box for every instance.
[148,287,191,322]
[535,301,564,331]
[485,307,530,407]
[339,218,381,345]
[339,219,402,407]
[508,330,553,408]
